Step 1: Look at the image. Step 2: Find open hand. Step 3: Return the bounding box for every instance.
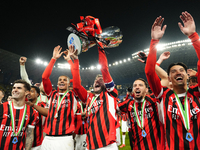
[63,45,78,61]
[52,45,63,60]
[151,16,167,40]
[178,11,196,36]
[187,69,197,77]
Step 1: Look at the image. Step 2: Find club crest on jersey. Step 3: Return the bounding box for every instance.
[25,115,28,120]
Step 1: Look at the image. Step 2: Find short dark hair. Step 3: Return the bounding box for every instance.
[135,78,148,88]
[188,76,198,83]
[13,79,31,91]
[31,86,40,96]
[167,62,187,75]
[58,75,70,83]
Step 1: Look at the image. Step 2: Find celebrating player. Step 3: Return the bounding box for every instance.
[145,12,200,149]
[29,45,77,150]
[27,86,47,149]
[68,44,118,150]
[0,79,38,150]
[118,78,165,150]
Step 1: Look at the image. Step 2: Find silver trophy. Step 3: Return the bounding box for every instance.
[67,26,123,55]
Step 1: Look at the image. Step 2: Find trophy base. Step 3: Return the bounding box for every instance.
[67,33,82,55]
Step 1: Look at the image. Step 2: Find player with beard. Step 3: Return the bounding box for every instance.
[28,45,77,150]
[118,78,164,150]
[27,86,47,150]
[0,79,38,150]
[145,12,200,150]
[68,45,118,150]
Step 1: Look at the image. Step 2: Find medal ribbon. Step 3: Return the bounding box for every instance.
[35,97,40,105]
[174,91,190,131]
[88,96,98,115]
[133,100,146,129]
[9,101,27,136]
[56,90,69,113]
[80,102,86,113]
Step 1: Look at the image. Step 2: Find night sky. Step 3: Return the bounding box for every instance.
[0,1,200,67]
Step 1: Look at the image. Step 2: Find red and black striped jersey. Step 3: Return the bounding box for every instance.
[157,86,200,150]
[118,95,165,150]
[32,102,47,147]
[72,47,118,149]
[74,101,87,135]
[121,112,128,121]
[0,101,38,150]
[145,32,200,150]
[44,90,77,135]
[86,88,118,150]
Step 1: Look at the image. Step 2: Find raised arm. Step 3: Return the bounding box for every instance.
[156,51,170,87]
[178,11,200,59]
[42,46,63,95]
[19,57,32,85]
[138,51,170,87]
[63,45,88,103]
[145,16,167,98]
[98,47,116,93]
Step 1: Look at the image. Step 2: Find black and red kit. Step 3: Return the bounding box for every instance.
[118,95,165,150]
[42,58,77,136]
[0,102,38,150]
[71,47,118,150]
[145,32,200,150]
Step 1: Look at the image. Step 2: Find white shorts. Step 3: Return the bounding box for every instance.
[86,143,118,150]
[116,128,121,146]
[31,145,41,150]
[75,134,87,150]
[121,120,128,133]
[40,135,74,150]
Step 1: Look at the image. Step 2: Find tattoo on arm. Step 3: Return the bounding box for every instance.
[25,127,34,150]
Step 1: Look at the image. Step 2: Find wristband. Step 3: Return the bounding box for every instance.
[156,62,160,66]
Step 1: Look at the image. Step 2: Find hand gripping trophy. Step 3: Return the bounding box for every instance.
[66,16,123,55]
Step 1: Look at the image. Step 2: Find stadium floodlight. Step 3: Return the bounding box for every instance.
[115,61,118,65]
[44,62,48,66]
[119,60,122,64]
[109,64,111,67]
[86,67,88,70]
[97,64,101,69]
[156,44,165,51]
[127,58,131,61]
[82,68,84,70]
[35,58,42,64]
[123,59,126,62]
[65,63,70,69]
[91,66,94,70]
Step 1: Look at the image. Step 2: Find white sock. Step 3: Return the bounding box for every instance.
[122,135,126,145]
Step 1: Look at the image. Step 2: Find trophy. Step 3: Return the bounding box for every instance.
[66,16,123,55]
